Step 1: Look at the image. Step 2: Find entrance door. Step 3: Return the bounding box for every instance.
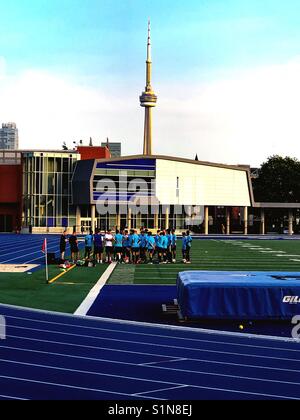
[0,215,13,232]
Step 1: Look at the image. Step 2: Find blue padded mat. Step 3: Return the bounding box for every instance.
[177,271,300,320]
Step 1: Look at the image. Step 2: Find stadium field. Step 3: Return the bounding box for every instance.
[1,235,300,312]
[109,239,300,285]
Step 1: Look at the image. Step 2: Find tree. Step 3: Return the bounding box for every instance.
[253,155,300,203]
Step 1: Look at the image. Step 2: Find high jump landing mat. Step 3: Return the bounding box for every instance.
[177,271,300,320]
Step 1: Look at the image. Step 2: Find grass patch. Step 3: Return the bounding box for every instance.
[0,262,107,313]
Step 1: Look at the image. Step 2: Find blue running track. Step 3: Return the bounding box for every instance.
[0,234,84,265]
[0,304,299,400]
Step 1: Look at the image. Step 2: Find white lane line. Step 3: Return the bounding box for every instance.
[0,394,28,401]
[0,240,60,258]
[1,371,295,401]
[140,384,298,401]
[5,314,300,352]
[2,302,299,344]
[3,338,300,375]
[6,324,300,362]
[0,357,299,400]
[74,262,117,316]
[0,374,161,400]
[140,358,188,366]
[0,243,60,264]
[133,385,188,397]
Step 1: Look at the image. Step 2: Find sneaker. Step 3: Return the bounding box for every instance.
[186,261,192,264]
[182,259,187,264]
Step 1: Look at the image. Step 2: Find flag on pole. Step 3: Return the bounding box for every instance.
[42,238,49,283]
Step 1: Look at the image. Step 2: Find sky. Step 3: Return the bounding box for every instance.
[1,0,300,165]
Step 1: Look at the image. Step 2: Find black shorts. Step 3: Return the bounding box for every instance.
[171,245,177,251]
[60,247,66,253]
[132,247,140,253]
[94,246,103,254]
[71,246,79,253]
[106,246,113,254]
[115,247,123,254]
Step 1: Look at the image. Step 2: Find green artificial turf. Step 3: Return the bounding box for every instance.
[0,263,107,313]
[2,239,300,312]
[108,239,300,285]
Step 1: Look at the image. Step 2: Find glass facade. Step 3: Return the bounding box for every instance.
[22,152,79,228]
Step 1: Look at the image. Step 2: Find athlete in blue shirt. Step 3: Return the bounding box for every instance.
[131,230,140,264]
[166,229,173,263]
[185,231,192,263]
[182,231,192,264]
[139,230,148,263]
[171,229,177,263]
[122,230,131,263]
[155,230,161,248]
[114,230,124,263]
[84,231,94,259]
[146,232,156,264]
[159,232,168,264]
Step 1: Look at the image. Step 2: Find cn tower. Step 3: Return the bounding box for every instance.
[140,21,158,156]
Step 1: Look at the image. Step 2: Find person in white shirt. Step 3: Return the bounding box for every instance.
[104,230,114,263]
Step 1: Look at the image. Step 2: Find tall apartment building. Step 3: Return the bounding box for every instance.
[101,141,121,157]
[0,123,19,150]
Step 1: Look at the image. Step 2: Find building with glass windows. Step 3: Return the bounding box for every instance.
[72,155,253,233]
[22,150,80,232]
[0,146,111,233]
[0,123,19,150]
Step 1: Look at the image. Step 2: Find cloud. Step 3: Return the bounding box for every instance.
[1,58,300,166]
[0,57,7,79]
[0,68,142,151]
[155,57,300,165]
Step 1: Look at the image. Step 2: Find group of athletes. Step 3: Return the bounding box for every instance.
[61,228,193,265]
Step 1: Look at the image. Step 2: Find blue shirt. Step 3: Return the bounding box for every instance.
[186,235,193,248]
[139,234,148,248]
[156,235,162,248]
[123,234,131,248]
[146,236,155,250]
[115,233,123,248]
[85,234,93,247]
[171,234,177,246]
[94,234,103,247]
[160,236,168,250]
[131,234,140,248]
[166,234,172,246]
[182,236,192,250]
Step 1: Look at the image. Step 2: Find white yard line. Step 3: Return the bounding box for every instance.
[74,263,117,316]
